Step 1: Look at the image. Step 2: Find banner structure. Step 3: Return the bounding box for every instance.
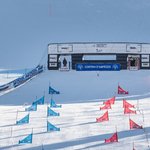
[105,132,118,143]
[118,85,128,94]
[104,96,115,105]
[47,107,60,117]
[129,119,143,129]
[32,96,44,105]
[47,121,60,132]
[19,133,33,144]
[123,100,134,108]
[124,107,136,114]
[16,114,29,125]
[25,104,37,111]
[100,103,111,110]
[50,99,62,108]
[49,86,60,94]
[96,111,109,122]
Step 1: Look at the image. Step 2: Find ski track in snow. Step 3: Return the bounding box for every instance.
[0,70,150,149]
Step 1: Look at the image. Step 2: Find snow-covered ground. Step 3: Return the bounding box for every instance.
[0,98,150,150]
[0,70,150,150]
[1,70,150,105]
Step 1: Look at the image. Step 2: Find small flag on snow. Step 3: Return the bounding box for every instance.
[19,133,32,144]
[16,114,29,125]
[47,121,60,132]
[49,86,60,94]
[25,104,37,111]
[123,99,134,108]
[50,99,62,108]
[96,111,109,122]
[105,132,118,143]
[118,85,128,94]
[104,96,115,105]
[124,107,136,114]
[47,107,60,117]
[100,103,111,110]
[129,119,143,129]
[32,96,44,105]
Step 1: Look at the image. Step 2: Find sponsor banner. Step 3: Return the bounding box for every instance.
[76,64,120,71]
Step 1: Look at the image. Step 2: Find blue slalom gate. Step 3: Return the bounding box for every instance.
[19,133,32,144]
[16,114,29,125]
[47,107,60,117]
[32,96,44,105]
[50,99,62,108]
[49,86,60,94]
[47,121,60,132]
[25,104,37,111]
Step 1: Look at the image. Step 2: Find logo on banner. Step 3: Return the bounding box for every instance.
[77,64,84,70]
[112,64,119,70]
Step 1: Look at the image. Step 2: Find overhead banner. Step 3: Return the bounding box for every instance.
[76,64,120,71]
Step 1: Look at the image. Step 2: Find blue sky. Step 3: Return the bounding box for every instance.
[0,0,150,69]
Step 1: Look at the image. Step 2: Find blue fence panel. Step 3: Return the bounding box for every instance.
[0,65,44,91]
[13,65,44,87]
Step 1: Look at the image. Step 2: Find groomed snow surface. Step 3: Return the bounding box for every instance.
[0,70,150,150]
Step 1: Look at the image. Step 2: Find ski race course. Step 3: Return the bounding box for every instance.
[0,70,150,149]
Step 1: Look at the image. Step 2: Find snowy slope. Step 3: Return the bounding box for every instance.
[0,98,150,150]
[0,70,150,150]
[1,70,150,105]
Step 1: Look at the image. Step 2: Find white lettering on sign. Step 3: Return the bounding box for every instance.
[58,44,73,53]
[142,63,149,67]
[126,44,141,52]
[49,63,57,67]
[141,55,149,62]
[49,55,57,62]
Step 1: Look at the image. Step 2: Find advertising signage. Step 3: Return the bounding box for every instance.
[76,64,120,71]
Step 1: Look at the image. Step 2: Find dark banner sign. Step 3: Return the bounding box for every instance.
[76,64,120,71]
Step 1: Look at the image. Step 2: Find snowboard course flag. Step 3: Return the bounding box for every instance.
[16,114,29,125]
[129,119,143,129]
[47,121,60,132]
[25,104,37,111]
[47,107,60,116]
[104,96,115,105]
[50,99,62,108]
[49,86,60,94]
[105,132,118,143]
[96,111,109,122]
[19,133,32,144]
[118,85,128,94]
[123,100,134,108]
[100,103,111,110]
[124,107,136,114]
[32,96,44,105]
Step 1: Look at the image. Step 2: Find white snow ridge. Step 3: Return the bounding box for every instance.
[0,70,150,150]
